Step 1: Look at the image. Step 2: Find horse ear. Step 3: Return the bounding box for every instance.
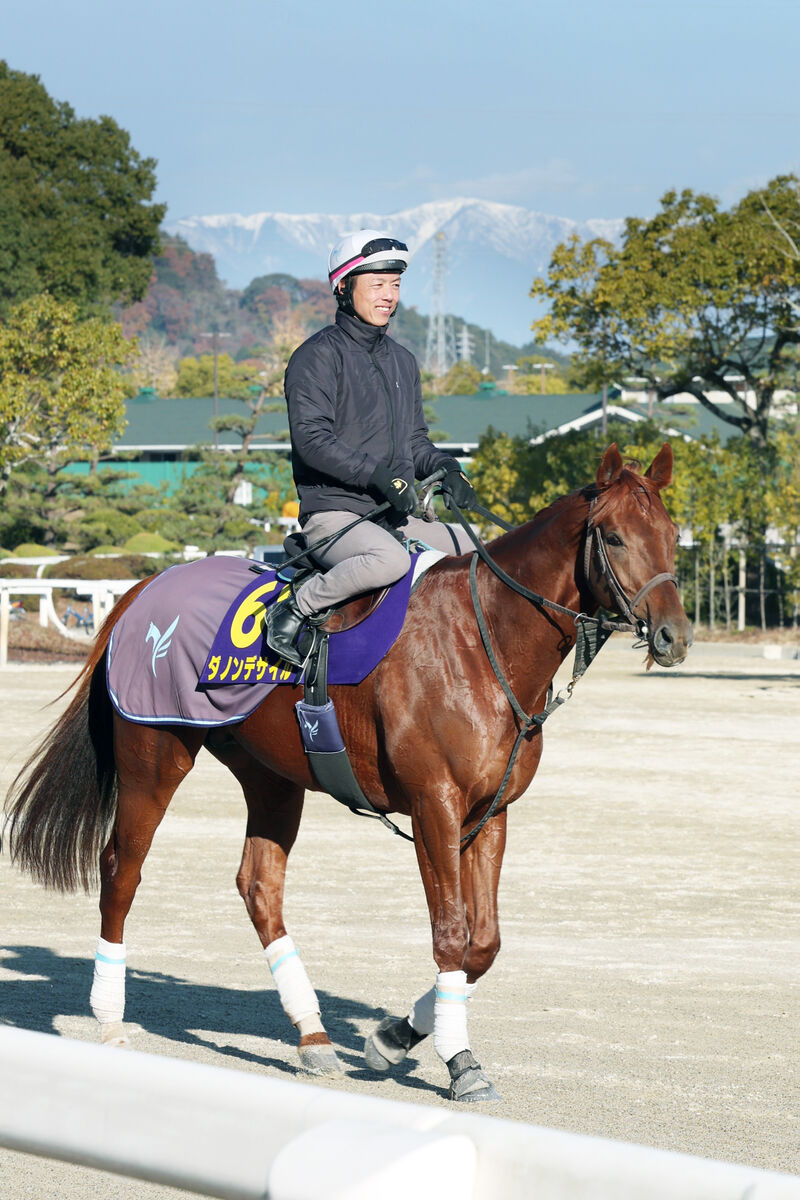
[644,443,673,490]
[597,443,624,487]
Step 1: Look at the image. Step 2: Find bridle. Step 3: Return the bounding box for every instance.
[451,490,678,642]
[446,490,679,848]
[582,497,679,641]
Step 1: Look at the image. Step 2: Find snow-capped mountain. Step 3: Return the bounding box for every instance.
[165,199,622,346]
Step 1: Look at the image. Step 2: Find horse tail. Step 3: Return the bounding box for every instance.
[4,574,155,893]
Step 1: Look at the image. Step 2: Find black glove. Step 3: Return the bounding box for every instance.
[369,465,419,515]
[440,461,477,510]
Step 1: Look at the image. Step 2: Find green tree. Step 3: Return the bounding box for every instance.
[768,429,800,625]
[468,429,540,530]
[164,448,293,549]
[513,355,572,394]
[531,177,800,449]
[470,421,681,537]
[210,317,299,503]
[175,353,258,400]
[725,436,777,629]
[0,61,165,318]
[437,361,483,395]
[0,294,132,497]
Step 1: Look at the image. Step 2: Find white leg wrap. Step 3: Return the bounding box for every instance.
[410,978,477,1036]
[90,937,126,1024]
[265,936,321,1031]
[408,985,436,1035]
[433,969,470,1062]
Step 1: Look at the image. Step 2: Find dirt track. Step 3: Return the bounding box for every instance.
[1,638,798,1196]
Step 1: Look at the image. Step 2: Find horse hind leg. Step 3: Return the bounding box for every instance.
[208,735,343,1077]
[91,719,204,1046]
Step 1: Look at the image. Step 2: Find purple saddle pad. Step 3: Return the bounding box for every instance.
[106,552,428,727]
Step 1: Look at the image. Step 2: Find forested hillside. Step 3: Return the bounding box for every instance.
[117,234,563,381]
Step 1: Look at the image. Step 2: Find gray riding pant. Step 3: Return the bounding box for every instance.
[294,512,474,615]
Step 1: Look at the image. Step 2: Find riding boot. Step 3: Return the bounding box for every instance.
[265,594,314,667]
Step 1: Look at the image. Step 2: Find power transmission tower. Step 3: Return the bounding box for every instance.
[457,323,473,363]
[424,231,456,378]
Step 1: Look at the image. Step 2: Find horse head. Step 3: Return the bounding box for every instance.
[584,443,693,667]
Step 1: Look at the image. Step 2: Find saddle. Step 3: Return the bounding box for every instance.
[280,531,390,634]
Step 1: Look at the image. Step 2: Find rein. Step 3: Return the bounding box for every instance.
[274,468,448,580]
[446,491,678,640]
[443,492,678,849]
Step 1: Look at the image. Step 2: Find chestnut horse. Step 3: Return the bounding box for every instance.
[6,444,692,1102]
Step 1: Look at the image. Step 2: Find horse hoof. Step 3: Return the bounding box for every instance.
[298,1035,344,1077]
[446,1049,501,1103]
[364,1017,405,1071]
[99,1021,130,1047]
[365,1015,427,1072]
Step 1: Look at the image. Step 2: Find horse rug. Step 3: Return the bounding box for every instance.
[106,551,443,727]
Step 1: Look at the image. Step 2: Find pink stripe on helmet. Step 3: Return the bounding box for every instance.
[329,254,365,287]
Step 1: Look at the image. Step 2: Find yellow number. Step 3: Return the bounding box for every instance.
[230,580,277,649]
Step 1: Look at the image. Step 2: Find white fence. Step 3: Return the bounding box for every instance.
[0,577,135,667]
[0,1028,798,1200]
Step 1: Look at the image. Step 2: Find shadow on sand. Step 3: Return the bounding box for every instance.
[0,944,438,1095]
[645,669,800,685]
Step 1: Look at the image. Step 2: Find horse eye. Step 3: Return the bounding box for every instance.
[606,532,624,547]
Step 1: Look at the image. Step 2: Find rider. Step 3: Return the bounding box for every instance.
[266,228,477,665]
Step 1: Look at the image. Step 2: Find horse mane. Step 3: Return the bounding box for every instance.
[512,460,658,536]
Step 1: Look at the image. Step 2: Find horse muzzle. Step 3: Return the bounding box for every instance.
[648,615,693,667]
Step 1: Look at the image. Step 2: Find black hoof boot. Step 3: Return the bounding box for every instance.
[266,596,312,666]
[364,1016,427,1071]
[446,1049,501,1103]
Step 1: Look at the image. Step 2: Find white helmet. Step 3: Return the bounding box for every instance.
[328,229,410,293]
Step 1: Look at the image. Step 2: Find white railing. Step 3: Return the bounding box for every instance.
[0,1028,797,1200]
[0,578,135,667]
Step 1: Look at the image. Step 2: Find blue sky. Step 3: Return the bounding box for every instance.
[4,0,799,225]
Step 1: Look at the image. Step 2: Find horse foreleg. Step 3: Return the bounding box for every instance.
[208,739,343,1077]
[92,721,204,1046]
[462,809,506,983]
[366,804,502,1101]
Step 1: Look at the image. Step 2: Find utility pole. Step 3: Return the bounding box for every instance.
[200,328,231,449]
[502,364,519,390]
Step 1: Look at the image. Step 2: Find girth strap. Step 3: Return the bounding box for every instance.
[300,635,413,842]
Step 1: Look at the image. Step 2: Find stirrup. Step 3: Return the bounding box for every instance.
[266,596,314,667]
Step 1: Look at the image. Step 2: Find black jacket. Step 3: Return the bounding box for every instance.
[285,310,454,520]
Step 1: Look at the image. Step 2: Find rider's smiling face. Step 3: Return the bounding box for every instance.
[347,272,401,327]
